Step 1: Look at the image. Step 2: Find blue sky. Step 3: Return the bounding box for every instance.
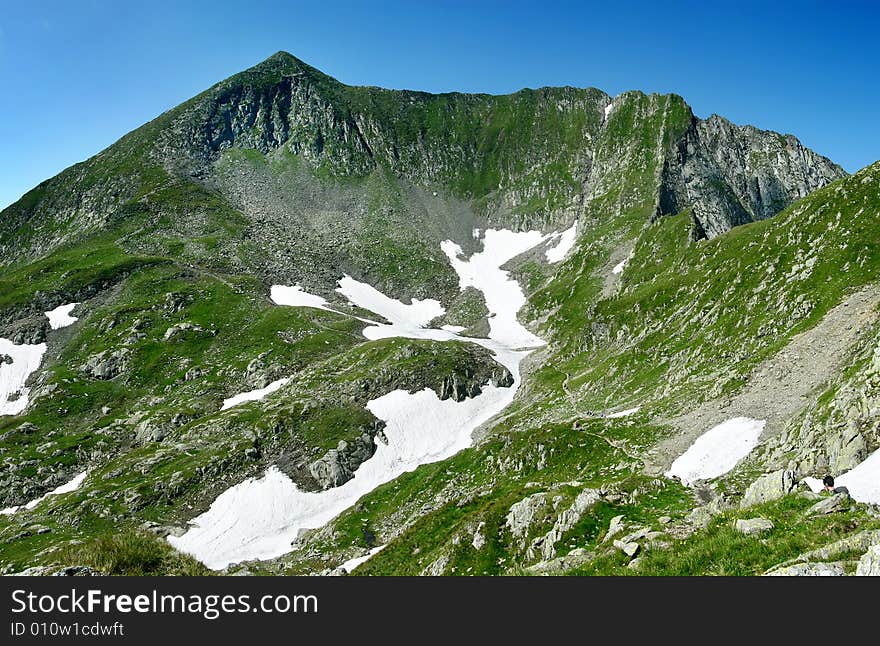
[1,0,878,210]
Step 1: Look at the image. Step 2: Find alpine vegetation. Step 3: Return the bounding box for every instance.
[1,52,879,577]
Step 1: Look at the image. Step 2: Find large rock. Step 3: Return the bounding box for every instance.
[529,488,601,561]
[806,492,850,516]
[765,562,845,577]
[741,469,797,508]
[80,348,131,380]
[734,518,774,536]
[308,433,377,490]
[786,529,880,565]
[505,493,552,541]
[601,515,627,543]
[855,544,880,576]
[613,540,641,557]
[526,548,594,575]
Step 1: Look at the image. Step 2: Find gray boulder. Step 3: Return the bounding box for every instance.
[734,518,775,536]
[602,515,627,543]
[806,492,850,516]
[765,562,845,576]
[613,540,641,557]
[505,493,552,541]
[741,469,797,508]
[855,544,880,576]
[526,548,595,575]
[308,433,377,490]
[80,348,130,380]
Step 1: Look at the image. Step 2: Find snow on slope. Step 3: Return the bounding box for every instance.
[605,406,640,419]
[336,275,445,329]
[545,222,578,263]
[171,228,550,569]
[221,378,291,411]
[270,285,332,311]
[837,448,880,504]
[0,338,47,416]
[442,228,550,349]
[45,303,79,329]
[666,417,765,484]
[341,545,386,573]
[1,470,89,515]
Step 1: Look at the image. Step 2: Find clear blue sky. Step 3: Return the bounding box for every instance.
[1,0,878,210]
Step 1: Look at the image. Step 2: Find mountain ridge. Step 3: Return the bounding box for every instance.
[1,52,877,578]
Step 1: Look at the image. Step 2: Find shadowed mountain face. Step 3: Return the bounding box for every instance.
[3,52,877,578]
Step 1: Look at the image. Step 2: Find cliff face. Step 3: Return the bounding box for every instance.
[660,114,845,238]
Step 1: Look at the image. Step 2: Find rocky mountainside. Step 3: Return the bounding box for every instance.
[1,52,878,577]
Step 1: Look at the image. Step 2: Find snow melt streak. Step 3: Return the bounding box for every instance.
[666,417,765,484]
[1,471,88,515]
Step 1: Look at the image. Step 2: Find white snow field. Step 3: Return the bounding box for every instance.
[221,377,291,411]
[836,448,880,504]
[170,228,551,569]
[442,228,550,348]
[45,303,79,329]
[605,406,641,419]
[269,285,332,311]
[1,470,89,515]
[0,338,47,416]
[545,221,578,263]
[336,275,445,330]
[340,544,386,573]
[611,258,628,275]
[666,417,765,485]
[803,477,824,493]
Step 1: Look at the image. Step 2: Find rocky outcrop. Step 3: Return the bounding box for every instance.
[734,518,775,536]
[785,529,880,565]
[505,492,554,542]
[660,114,845,238]
[526,548,594,575]
[856,544,880,576]
[307,432,378,490]
[80,348,131,380]
[528,488,601,561]
[806,492,850,516]
[741,469,798,508]
[765,562,845,576]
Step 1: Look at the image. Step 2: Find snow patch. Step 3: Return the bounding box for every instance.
[45,303,79,330]
[611,258,627,275]
[336,275,444,330]
[441,325,466,333]
[442,228,550,349]
[173,228,550,569]
[270,285,332,312]
[341,545,386,573]
[1,470,89,515]
[472,228,482,240]
[666,417,765,484]
[0,338,47,416]
[803,477,824,493]
[170,379,523,569]
[545,221,578,264]
[837,448,880,504]
[605,406,640,419]
[604,100,615,120]
[221,378,291,411]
